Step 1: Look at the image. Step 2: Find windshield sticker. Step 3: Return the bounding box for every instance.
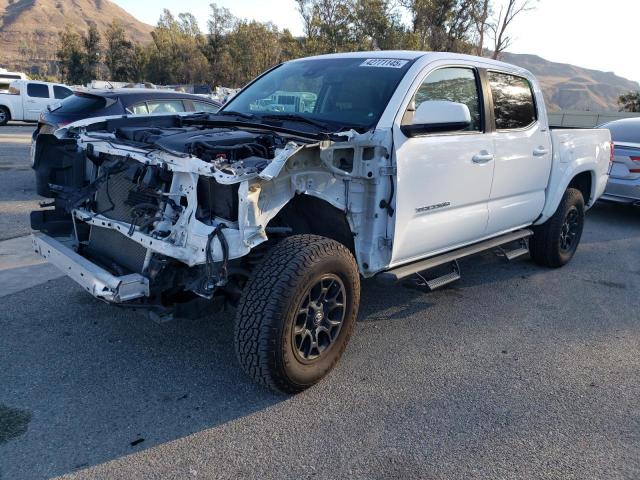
[360,58,409,69]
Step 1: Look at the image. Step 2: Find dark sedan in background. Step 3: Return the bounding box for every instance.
[35,88,222,137]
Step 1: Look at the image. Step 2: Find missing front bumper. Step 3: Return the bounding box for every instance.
[32,232,149,303]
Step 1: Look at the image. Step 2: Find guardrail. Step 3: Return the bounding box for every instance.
[548,110,640,128]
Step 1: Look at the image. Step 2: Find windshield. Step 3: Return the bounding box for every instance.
[222,57,415,131]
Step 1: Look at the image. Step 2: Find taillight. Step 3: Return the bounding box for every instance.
[610,141,615,163]
[630,156,640,173]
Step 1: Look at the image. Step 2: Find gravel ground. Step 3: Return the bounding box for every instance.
[0,124,638,479]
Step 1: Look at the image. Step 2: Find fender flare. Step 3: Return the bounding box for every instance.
[535,163,594,225]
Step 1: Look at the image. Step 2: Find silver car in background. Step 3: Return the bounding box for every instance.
[600,117,640,204]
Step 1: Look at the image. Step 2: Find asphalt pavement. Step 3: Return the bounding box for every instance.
[0,124,39,241]
[0,124,638,480]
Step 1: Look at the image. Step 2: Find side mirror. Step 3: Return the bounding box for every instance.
[401,100,471,137]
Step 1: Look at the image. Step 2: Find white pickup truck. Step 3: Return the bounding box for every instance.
[31,51,611,393]
[0,80,73,125]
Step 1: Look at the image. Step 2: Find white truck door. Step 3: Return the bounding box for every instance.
[23,83,52,121]
[485,71,552,234]
[391,66,494,266]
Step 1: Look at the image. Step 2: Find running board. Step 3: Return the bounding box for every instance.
[377,229,533,284]
[412,260,461,291]
[496,238,530,262]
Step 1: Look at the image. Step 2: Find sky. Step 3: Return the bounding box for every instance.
[111,0,640,84]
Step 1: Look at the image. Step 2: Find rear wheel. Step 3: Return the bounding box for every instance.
[234,235,360,394]
[0,106,10,126]
[529,187,585,267]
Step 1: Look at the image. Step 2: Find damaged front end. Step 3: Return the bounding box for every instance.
[31,113,394,313]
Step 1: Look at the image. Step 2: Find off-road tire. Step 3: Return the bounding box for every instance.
[0,106,10,127]
[529,187,585,268]
[234,235,360,394]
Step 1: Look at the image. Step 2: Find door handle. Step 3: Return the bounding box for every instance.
[472,152,494,164]
[533,147,549,157]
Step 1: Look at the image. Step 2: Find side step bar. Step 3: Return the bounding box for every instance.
[377,229,533,284]
[496,238,530,262]
[413,260,461,291]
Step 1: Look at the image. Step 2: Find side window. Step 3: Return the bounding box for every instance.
[53,86,72,100]
[488,72,537,130]
[147,100,186,114]
[27,83,50,98]
[410,67,482,132]
[192,101,220,113]
[131,103,149,114]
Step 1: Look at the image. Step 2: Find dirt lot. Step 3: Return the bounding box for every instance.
[0,124,639,480]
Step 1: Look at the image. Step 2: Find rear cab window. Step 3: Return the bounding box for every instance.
[27,83,50,98]
[488,72,537,130]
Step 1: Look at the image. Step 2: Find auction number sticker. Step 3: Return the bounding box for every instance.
[360,58,409,68]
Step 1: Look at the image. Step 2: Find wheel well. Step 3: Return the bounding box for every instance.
[568,171,592,205]
[0,105,10,119]
[267,195,355,254]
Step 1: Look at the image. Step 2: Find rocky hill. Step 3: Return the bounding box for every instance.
[0,0,153,74]
[501,52,639,112]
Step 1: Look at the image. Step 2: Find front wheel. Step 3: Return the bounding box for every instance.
[529,187,585,268]
[234,235,360,394]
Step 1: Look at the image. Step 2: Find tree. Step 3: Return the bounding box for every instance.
[105,21,134,81]
[146,9,210,84]
[56,24,102,85]
[618,91,640,113]
[56,26,87,85]
[83,23,102,81]
[278,29,304,61]
[490,0,536,59]
[223,21,283,86]
[296,0,356,54]
[205,3,236,86]
[401,0,480,53]
[129,44,149,84]
[471,0,491,56]
[352,0,407,50]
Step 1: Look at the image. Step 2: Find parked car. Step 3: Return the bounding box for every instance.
[35,88,222,135]
[0,80,73,126]
[31,51,611,393]
[599,117,640,204]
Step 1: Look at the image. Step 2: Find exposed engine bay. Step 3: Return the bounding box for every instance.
[30,113,394,313]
